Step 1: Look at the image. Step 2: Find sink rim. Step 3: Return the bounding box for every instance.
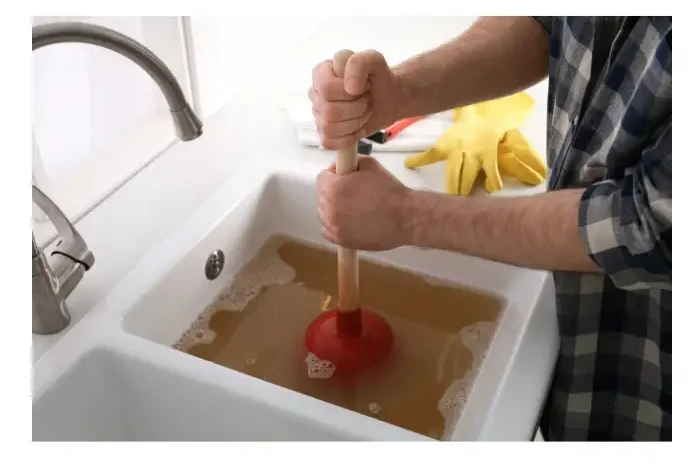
[32,164,558,441]
[34,337,430,442]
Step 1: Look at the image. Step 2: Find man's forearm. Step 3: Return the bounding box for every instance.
[401,188,601,273]
[393,16,550,119]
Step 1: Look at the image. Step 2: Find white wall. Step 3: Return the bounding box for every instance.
[32,16,192,229]
[186,16,331,120]
[33,17,190,183]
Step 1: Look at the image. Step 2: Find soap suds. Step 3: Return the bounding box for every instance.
[211,254,296,311]
[459,320,496,355]
[173,247,296,351]
[437,320,497,440]
[305,352,336,380]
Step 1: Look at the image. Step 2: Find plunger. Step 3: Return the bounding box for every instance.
[305,50,395,385]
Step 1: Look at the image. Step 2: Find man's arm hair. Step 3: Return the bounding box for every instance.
[402,188,601,274]
[394,16,550,119]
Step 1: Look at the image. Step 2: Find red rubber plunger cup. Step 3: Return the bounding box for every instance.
[304,50,394,385]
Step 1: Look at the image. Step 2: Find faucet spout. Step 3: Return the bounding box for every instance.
[32,21,203,141]
[32,21,203,335]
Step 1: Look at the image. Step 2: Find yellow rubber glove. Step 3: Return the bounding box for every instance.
[497,128,547,187]
[404,92,547,196]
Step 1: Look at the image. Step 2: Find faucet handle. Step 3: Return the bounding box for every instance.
[32,185,95,296]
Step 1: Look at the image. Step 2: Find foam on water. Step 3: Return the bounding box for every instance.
[305,352,336,380]
[173,310,217,351]
[173,245,296,351]
[459,320,496,354]
[438,370,475,440]
[211,252,296,311]
[437,320,497,440]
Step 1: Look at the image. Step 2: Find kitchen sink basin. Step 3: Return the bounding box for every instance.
[32,165,558,441]
[33,343,385,441]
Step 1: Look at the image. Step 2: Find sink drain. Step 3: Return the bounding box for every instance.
[204,249,225,280]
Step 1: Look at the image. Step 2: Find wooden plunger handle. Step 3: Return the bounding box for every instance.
[332,50,360,313]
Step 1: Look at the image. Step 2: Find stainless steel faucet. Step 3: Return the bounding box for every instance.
[32,21,204,335]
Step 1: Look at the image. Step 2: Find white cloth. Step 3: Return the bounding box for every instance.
[282,98,455,152]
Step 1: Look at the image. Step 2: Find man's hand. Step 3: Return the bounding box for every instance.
[317,155,413,251]
[309,50,405,150]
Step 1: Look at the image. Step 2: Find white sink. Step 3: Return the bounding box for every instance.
[32,164,558,441]
[33,344,380,441]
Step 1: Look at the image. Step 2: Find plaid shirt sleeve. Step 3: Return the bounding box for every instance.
[532,16,672,292]
[578,119,672,291]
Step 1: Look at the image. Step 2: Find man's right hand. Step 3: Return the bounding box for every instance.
[309,50,406,150]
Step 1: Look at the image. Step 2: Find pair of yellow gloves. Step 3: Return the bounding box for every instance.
[404,92,547,196]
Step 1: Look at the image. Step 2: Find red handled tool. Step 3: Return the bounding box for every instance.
[366,116,426,144]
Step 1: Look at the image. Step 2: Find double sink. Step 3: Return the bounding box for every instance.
[32,164,559,441]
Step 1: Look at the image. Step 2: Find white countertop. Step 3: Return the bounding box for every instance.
[31,16,550,369]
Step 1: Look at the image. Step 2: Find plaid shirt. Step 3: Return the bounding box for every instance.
[532,17,672,441]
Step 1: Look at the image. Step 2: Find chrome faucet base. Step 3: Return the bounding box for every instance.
[32,187,94,335]
[32,273,72,335]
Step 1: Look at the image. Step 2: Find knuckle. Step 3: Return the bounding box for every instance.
[311,61,324,77]
[361,111,372,128]
[334,223,347,241]
[312,60,332,82]
[359,93,371,113]
[319,135,336,150]
[308,95,317,111]
[316,174,327,191]
[362,49,385,65]
[326,210,338,230]
[313,97,327,116]
[316,120,329,135]
[315,78,335,99]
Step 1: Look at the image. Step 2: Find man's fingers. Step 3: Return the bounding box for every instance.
[320,131,368,151]
[343,50,387,96]
[313,106,372,139]
[321,226,337,245]
[310,88,371,122]
[312,60,354,101]
[316,167,337,189]
[318,202,338,245]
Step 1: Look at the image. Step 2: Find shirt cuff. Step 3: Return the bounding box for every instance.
[578,180,672,291]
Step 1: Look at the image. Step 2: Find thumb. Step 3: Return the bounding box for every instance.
[317,164,338,187]
[343,50,388,96]
[356,154,381,171]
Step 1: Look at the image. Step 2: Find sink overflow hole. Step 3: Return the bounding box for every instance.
[204,249,225,280]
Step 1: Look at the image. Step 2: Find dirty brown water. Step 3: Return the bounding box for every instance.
[173,234,502,440]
